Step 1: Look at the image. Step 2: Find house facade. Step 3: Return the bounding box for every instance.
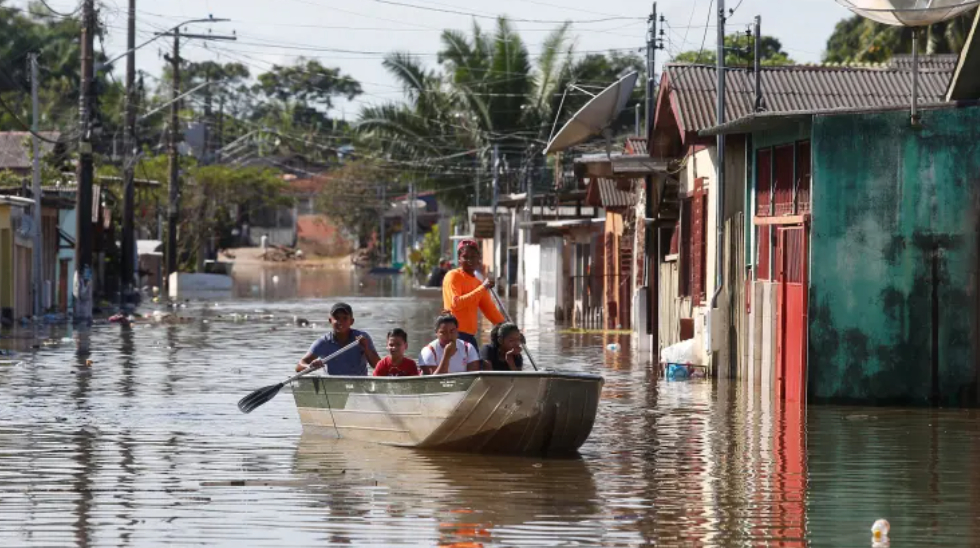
[689,53,973,405]
[649,58,957,384]
[0,196,34,322]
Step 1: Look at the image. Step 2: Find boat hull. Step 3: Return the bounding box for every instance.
[292,371,603,455]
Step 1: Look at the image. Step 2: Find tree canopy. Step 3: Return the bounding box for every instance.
[672,33,795,67]
[824,8,977,63]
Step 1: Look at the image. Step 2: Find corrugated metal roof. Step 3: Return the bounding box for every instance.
[664,62,955,133]
[625,137,648,155]
[588,178,637,209]
[889,53,960,72]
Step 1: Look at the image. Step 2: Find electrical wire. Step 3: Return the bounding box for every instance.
[36,0,83,17]
[370,0,644,24]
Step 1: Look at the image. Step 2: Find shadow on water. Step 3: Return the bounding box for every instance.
[1,264,980,546]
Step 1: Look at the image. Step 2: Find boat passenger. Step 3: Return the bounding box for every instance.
[425,258,452,288]
[295,302,381,375]
[442,239,505,347]
[373,328,420,377]
[419,314,482,375]
[480,322,524,372]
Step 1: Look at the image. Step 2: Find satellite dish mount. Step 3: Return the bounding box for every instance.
[835,0,980,127]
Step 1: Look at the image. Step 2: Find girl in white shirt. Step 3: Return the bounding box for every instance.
[419,314,483,375]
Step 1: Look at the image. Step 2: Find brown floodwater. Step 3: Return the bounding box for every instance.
[2,265,980,547]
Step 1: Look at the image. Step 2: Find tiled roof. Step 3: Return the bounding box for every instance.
[586,178,636,209]
[663,61,954,133]
[0,132,60,170]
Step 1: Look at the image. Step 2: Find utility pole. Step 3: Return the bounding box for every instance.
[203,66,212,164]
[491,144,500,283]
[474,151,481,208]
[74,0,96,323]
[754,16,762,112]
[711,0,726,312]
[645,2,657,135]
[216,96,224,163]
[121,0,137,310]
[156,20,235,286]
[30,53,42,318]
[165,27,181,283]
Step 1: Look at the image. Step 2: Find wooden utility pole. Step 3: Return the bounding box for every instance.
[30,53,42,317]
[121,0,137,309]
[165,27,181,281]
[156,21,235,284]
[74,0,96,323]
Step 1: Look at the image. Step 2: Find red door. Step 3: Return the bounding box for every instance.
[775,226,808,403]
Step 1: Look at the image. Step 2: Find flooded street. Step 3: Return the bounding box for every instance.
[2,266,980,547]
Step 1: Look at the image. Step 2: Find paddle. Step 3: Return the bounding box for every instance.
[484,276,540,371]
[237,339,361,414]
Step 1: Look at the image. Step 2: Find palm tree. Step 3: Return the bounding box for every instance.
[356,17,581,207]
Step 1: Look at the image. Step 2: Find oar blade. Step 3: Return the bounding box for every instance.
[237,382,284,414]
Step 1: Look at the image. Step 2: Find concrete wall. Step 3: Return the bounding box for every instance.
[810,106,980,406]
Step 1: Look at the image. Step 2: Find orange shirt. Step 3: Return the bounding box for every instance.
[442,268,505,335]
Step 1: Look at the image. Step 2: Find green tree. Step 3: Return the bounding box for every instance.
[0,1,118,133]
[673,33,795,67]
[356,17,645,210]
[314,158,390,249]
[824,9,977,64]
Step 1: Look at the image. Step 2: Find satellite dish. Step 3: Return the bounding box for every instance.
[544,71,639,155]
[835,0,980,125]
[835,0,980,27]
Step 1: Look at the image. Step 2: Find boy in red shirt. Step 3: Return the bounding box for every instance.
[372,328,420,377]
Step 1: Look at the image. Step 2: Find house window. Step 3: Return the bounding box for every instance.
[796,140,811,213]
[677,181,708,302]
[773,145,795,216]
[756,148,772,216]
[679,199,692,297]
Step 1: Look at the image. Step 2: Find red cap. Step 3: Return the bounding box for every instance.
[457,239,479,253]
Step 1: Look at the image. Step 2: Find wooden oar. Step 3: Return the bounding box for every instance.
[237,340,361,414]
[486,282,540,371]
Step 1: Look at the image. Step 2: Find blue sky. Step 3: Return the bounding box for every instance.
[25,0,856,117]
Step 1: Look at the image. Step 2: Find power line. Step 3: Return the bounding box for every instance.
[0,94,63,144]
[370,0,644,24]
[37,0,83,17]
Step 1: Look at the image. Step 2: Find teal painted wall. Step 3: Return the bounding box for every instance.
[810,106,980,406]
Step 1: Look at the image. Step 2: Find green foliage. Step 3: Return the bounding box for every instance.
[418,224,442,275]
[314,158,388,249]
[824,9,977,64]
[673,33,795,67]
[97,153,287,272]
[356,16,647,211]
[0,1,125,139]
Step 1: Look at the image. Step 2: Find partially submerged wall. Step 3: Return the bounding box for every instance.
[810,106,980,406]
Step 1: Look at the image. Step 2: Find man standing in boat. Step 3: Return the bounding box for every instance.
[296,302,381,375]
[442,240,505,347]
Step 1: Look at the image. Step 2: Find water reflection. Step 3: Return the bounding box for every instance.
[0,265,979,546]
[293,435,599,547]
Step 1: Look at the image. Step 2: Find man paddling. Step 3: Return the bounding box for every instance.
[296,302,381,375]
[442,240,505,347]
